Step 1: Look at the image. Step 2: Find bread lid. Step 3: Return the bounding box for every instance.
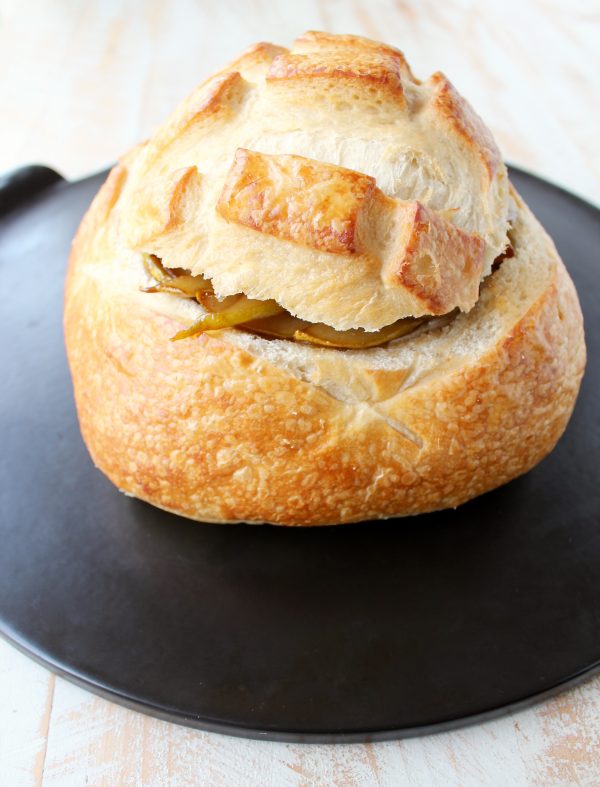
[121,31,509,331]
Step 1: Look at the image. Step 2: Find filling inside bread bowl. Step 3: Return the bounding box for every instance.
[141,240,513,349]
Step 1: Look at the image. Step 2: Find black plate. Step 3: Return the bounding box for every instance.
[0,165,598,743]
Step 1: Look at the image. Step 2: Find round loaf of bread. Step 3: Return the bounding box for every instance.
[64,32,586,525]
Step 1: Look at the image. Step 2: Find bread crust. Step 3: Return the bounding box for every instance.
[64,33,585,525]
[64,165,585,526]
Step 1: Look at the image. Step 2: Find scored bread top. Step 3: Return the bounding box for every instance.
[119,31,510,330]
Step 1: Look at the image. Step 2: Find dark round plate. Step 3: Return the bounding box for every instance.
[0,165,598,743]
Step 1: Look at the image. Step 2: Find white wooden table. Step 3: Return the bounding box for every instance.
[1,1,599,784]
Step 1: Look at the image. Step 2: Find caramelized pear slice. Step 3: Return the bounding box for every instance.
[165,274,213,296]
[142,277,213,297]
[241,312,426,348]
[171,298,283,341]
[145,254,195,281]
[143,253,173,283]
[196,291,242,312]
[240,312,309,339]
[142,283,197,297]
[293,317,426,349]
[143,254,213,297]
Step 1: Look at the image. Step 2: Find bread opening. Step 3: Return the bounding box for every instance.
[141,240,513,349]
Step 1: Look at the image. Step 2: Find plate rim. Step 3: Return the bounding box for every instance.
[2,623,599,743]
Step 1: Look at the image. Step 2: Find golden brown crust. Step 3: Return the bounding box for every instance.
[217,149,376,255]
[427,72,500,181]
[93,163,128,222]
[266,49,408,104]
[64,163,586,526]
[387,200,485,312]
[223,42,287,76]
[147,71,247,163]
[288,30,419,88]
[296,30,415,62]
[127,166,201,247]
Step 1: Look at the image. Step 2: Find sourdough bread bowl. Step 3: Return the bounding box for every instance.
[64,31,586,526]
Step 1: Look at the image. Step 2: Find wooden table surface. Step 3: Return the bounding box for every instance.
[1,1,599,785]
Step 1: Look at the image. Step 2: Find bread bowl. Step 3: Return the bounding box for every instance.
[64,31,586,526]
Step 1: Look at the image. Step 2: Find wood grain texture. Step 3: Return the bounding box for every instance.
[1,0,599,205]
[0,0,599,784]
